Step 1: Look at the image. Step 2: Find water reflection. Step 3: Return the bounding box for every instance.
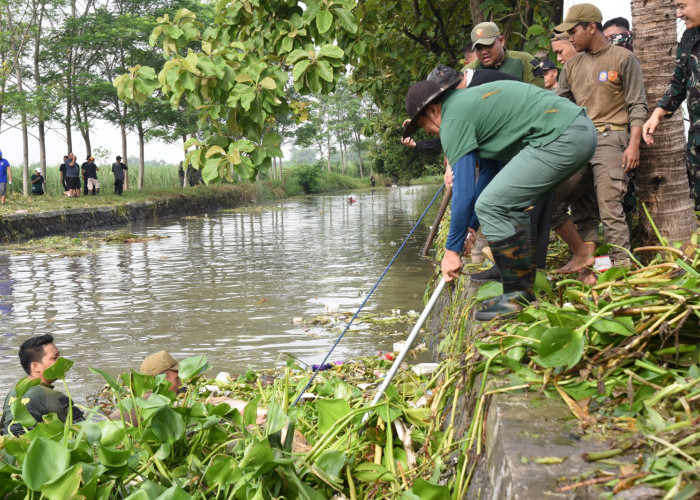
[0,185,440,396]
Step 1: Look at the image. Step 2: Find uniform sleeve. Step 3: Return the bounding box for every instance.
[446,153,478,253]
[555,65,575,102]
[657,36,689,115]
[414,138,442,153]
[523,57,545,88]
[621,54,649,128]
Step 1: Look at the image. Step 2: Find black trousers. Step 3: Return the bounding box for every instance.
[114,179,124,195]
[528,193,554,269]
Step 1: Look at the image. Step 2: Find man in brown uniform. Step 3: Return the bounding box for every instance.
[553,3,647,274]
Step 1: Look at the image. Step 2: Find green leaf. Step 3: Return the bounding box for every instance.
[315,450,346,480]
[41,463,82,500]
[98,420,126,447]
[333,8,358,33]
[97,446,131,468]
[258,77,277,90]
[353,462,393,482]
[317,399,351,434]
[244,398,259,426]
[205,456,240,484]
[316,10,333,33]
[89,367,122,394]
[22,437,71,491]
[151,408,185,444]
[475,281,502,301]
[318,44,344,59]
[292,59,311,82]
[591,317,634,336]
[316,60,333,82]
[403,407,431,427]
[406,478,450,500]
[179,355,211,381]
[287,49,311,65]
[376,402,402,424]
[534,327,584,369]
[264,402,286,434]
[43,357,74,380]
[13,377,41,399]
[155,484,193,500]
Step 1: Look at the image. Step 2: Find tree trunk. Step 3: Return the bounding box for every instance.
[137,118,145,190]
[120,121,128,191]
[33,6,46,177]
[632,0,697,245]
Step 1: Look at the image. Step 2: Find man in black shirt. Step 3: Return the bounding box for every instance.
[82,156,99,195]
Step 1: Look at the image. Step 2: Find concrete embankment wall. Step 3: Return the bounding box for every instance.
[0,191,254,242]
[428,281,610,499]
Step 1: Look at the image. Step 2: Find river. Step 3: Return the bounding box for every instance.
[0,185,442,398]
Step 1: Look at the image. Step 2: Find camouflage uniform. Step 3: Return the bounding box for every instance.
[657,28,700,210]
[609,31,634,52]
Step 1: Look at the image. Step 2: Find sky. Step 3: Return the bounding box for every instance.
[564,1,631,26]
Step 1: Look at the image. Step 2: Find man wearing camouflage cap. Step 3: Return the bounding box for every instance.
[465,21,544,88]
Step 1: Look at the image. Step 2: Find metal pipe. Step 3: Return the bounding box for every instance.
[363,276,447,422]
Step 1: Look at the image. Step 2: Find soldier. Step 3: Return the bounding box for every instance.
[465,21,544,88]
[403,79,596,320]
[541,60,559,90]
[1,334,84,436]
[643,0,700,210]
[554,3,648,280]
[603,17,634,52]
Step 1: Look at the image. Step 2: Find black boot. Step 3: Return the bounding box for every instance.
[475,227,536,321]
[470,265,502,283]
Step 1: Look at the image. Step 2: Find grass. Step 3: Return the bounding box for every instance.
[1,166,429,216]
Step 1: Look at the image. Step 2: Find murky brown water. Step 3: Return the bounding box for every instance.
[0,185,441,398]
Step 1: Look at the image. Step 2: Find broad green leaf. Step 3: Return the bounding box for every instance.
[376,402,402,424]
[287,49,311,65]
[41,463,82,500]
[98,420,125,447]
[591,317,635,336]
[239,438,274,468]
[155,484,192,500]
[317,399,351,434]
[205,145,226,158]
[89,367,122,394]
[151,408,185,444]
[315,450,346,480]
[258,77,276,90]
[264,402,286,435]
[353,462,393,482]
[292,59,311,82]
[315,10,333,33]
[534,327,584,369]
[43,357,74,380]
[318,44,344,59]
[244,398,258,426]
[333,8,358,33]
[179,355,211,381]
[97,446,131,468]
[403,407,431,427]
[406,478,450,500]
[22,437,71,491]
[14,377,41,399]
[316,60,333,82]
[205,456,240,484]
[475,281,502,301]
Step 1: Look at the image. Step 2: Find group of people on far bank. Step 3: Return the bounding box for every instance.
[58,154,128,197]
[402,1,700,321]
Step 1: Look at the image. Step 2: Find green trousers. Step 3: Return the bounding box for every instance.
[475,113,597,241]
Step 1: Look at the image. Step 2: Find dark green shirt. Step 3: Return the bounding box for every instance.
[1,382,84,435]
[658,28,700,134]
[30,173,44,194]
[439,81,584,165]
[466,49,545,88]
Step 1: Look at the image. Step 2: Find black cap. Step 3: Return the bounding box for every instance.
[402,77,461,139]
[540,59,557,71]
[116,155,122,160]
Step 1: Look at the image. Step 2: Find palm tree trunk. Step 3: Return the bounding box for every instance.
[632,0,697,245]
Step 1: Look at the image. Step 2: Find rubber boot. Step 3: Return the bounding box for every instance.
[474,227,536,321]
[471,265,502,283]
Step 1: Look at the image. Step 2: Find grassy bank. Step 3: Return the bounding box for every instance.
[0,167,396,216]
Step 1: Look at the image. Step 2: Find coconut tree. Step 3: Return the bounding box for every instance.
[633,0,698,244]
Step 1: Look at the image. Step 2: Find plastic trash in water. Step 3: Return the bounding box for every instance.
[311,360,343,372]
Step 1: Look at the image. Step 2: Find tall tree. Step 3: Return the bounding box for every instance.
[632,0,697,244]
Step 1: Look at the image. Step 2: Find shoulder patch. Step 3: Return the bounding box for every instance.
[598,71,608,82]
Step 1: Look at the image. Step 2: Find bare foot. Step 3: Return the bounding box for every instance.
[556,242,596,274]
[577,268,597,285]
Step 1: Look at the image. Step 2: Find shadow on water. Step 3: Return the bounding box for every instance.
[0,185,441,397]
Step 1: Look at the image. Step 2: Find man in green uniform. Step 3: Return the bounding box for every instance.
[1,334,84,436]
[643,0,700,210]
[553,3,648,276]
[403,79,596,319]
[465,22,544,88]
